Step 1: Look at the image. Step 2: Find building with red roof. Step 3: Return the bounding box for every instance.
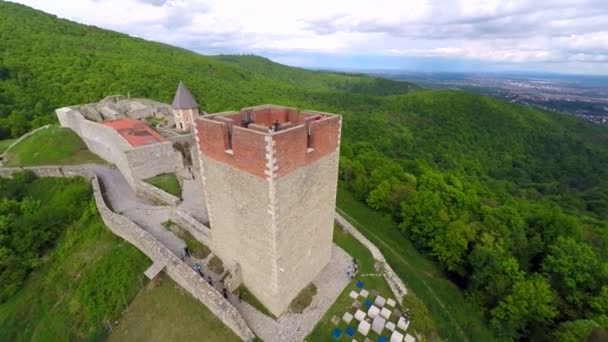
[101,118,166,147]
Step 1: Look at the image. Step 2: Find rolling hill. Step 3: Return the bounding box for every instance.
[1,1,607,341]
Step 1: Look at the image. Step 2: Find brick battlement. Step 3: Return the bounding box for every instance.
[195,105,340,179]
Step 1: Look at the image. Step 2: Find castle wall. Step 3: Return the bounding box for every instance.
[273,150,339,313]
[124,141,183,181]
[56,107,181,189]
[201,155,278,304]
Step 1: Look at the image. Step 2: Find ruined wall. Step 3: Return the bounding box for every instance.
[56,107,181,189]
[0,166,255,341]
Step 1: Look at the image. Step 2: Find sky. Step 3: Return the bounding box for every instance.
[11,0,608,75]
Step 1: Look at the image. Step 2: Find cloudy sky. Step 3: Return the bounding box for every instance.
[12,0,608,74]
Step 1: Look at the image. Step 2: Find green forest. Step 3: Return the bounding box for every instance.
[1,1,608,340]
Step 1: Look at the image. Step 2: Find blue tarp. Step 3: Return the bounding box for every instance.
[346,326,355,336]
[378,337,388,342]
[356,280,364,289]
[332,328,342,339]
[364,299,372,308]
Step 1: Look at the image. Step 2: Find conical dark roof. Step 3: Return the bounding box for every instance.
[171,81,198,109]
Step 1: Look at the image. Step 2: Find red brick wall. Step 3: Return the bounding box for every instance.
[274,115,340,177]
[196,119,267,178]
[196,112,340,180]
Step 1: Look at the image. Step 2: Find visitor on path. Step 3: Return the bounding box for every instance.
[222,288,228,299]
[184,247,190,257]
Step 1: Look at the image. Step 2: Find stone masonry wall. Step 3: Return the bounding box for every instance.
[201,155,277,306]
[124,142,183,181]
[0,166,255,341]
[169,209,210,245]
[56,107,182,189]
[271,150,339,314]
[135,179,181,206]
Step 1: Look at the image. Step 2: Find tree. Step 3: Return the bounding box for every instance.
[542,236,599,315]
[490,276,557,339]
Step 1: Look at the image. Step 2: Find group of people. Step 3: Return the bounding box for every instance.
[183,246,242,303]
[347,258,358,279]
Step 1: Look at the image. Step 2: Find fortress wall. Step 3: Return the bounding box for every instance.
[0,166,255,341]
[169,209,210,245]
[196,119,267,178]
[166,132,195,146]
[56,108,137,186]
[272,115,340,177]
[135,179,181,206]
[56,107,183,189]
[201,155,279,310]
[272,150,339,314]
[125,141,182,181]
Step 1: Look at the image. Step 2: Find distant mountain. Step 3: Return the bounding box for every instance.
[214,54,421,95]
[1,2,607,341]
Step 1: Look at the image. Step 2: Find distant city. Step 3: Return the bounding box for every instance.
[356,70,608,126]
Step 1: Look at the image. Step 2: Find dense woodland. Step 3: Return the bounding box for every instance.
[1,2,608,340]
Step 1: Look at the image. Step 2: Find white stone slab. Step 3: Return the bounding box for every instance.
[404,333,416,342]
[368,305,380,319]
[360,289,369,298]
[390,330,404,342]
[374,295,386,307]
[372,316,386,335]
[380,307,392,320]
[354,309,367,321]
[397,316,410,331]
[387,298,397,307]
[343,312,354,324]
[349,290,359,299]
[386,321,396,331]
[358,320,371,336]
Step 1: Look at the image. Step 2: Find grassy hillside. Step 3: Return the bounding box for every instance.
[215,54,421,95]
[3,125,105,166]
[108,274,240,342]
[1,1,608,340]
[0,173,151,340]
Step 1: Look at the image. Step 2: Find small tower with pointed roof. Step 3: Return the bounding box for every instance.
[172,81,199,131]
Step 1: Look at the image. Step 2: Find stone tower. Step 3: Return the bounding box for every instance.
[195,105,341,316]
[172,81,199,131]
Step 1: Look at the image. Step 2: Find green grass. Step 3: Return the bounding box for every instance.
[289,283,317,314]
[162,220,211,259]
[336,186,495,341]
[108,273,240,342]
[3,125,105,166]
[144,173,181,198]
[0,202,151,341]
[0,138,16,154]
[306,225,398,341]
[208,255,224,274]
[237,286,276,319]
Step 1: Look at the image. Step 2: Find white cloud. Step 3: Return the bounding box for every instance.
[10,0,608,73]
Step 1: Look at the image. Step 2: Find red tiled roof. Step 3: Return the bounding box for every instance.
[102,118,166,147]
